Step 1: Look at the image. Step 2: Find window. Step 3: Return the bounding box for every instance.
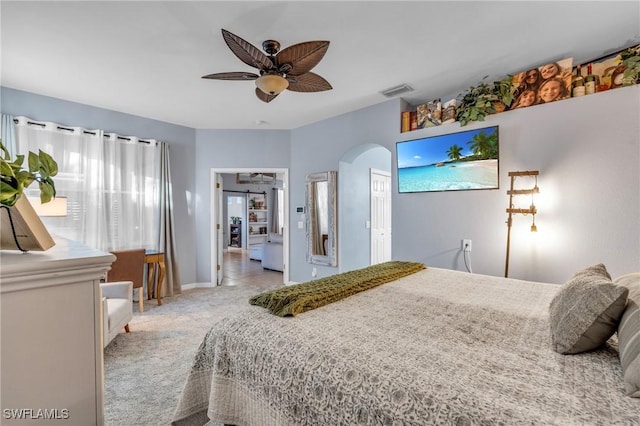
[15,118,160,251]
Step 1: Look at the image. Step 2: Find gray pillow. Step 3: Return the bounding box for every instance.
[549,264,628,354]
[615,273,640,397]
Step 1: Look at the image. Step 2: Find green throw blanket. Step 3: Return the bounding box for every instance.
[249,261,426,316]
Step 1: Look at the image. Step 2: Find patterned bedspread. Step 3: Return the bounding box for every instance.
[172,267,640,425]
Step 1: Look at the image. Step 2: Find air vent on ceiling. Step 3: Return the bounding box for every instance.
[380,83,414,98]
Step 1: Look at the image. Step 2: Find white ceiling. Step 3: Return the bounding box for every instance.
[2,1,639,130]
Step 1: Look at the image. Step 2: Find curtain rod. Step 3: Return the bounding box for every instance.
[223,190,266,196]
[13,118,151,143]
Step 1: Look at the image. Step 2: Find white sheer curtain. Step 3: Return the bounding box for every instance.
[1,114,17,156]
[14,116,160,252]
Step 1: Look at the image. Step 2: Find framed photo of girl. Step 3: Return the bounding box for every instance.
[510,57,573,110]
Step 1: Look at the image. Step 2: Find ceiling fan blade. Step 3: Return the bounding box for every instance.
[276,41,329,76]
[202,72,259,80]
[255,88,279,103]
[286,72,332,93]
[221,29,274,70]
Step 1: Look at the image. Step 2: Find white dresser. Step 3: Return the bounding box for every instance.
[0,238,115,425]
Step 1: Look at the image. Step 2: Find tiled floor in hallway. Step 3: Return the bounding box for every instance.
[221,247,284,287]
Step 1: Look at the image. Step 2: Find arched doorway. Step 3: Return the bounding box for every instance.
[338,144,392,272]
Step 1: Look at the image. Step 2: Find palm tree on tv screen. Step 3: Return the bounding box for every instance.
[446,144,464,161]
[467,130,498,160]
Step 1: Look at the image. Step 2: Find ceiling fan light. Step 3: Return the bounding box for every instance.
[256,74,289,95]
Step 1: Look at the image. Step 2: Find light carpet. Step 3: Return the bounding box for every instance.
[104,281,282,426]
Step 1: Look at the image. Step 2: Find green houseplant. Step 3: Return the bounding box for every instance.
[620,44,640,86]
[456,75,516,126]
[492,75,517,111]
[0,139,58,208]
[456,77,499,126]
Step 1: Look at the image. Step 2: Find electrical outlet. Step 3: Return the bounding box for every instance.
[462,239,472,252]
[312,267,317,277]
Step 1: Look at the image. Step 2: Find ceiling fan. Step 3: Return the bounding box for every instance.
[202,29,332,103]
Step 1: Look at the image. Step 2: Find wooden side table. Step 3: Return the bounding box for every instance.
[144,251,165,306]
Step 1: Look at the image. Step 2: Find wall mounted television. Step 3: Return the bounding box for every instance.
[396,125,499,193]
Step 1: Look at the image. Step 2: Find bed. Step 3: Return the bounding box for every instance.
[172,265,640,425]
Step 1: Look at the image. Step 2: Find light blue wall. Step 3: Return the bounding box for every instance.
[339,144,391,272]
[194,129,290,282]
[1,87,198,285]
[289,100,401,281]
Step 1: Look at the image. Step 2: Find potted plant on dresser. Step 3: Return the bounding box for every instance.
[0,139,59,251]
[1,139,58,207]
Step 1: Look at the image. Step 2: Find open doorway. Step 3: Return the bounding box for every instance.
[211,168,289,285]
[339,144,392,272]
[227,195,245,249]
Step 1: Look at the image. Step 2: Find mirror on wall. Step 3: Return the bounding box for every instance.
[306,171,337,267]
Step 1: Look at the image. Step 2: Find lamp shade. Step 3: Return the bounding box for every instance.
[27,196,68,217]
[256,74,289,95]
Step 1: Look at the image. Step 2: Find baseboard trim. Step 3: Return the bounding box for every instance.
[182,280,294,290]
[181,282,216,290]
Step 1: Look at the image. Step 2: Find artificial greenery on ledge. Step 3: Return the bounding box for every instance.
[456,75,516,126]
[406,43,640,130]
[621,44,640,85]
[0,139,58,207]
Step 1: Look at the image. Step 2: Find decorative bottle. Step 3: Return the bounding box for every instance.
[572,65,585,97]
[584,63,597,95]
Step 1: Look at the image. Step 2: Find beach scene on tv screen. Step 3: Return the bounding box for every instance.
[397,126,499,193]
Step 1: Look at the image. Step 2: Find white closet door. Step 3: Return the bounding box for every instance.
[370,169,391,264]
